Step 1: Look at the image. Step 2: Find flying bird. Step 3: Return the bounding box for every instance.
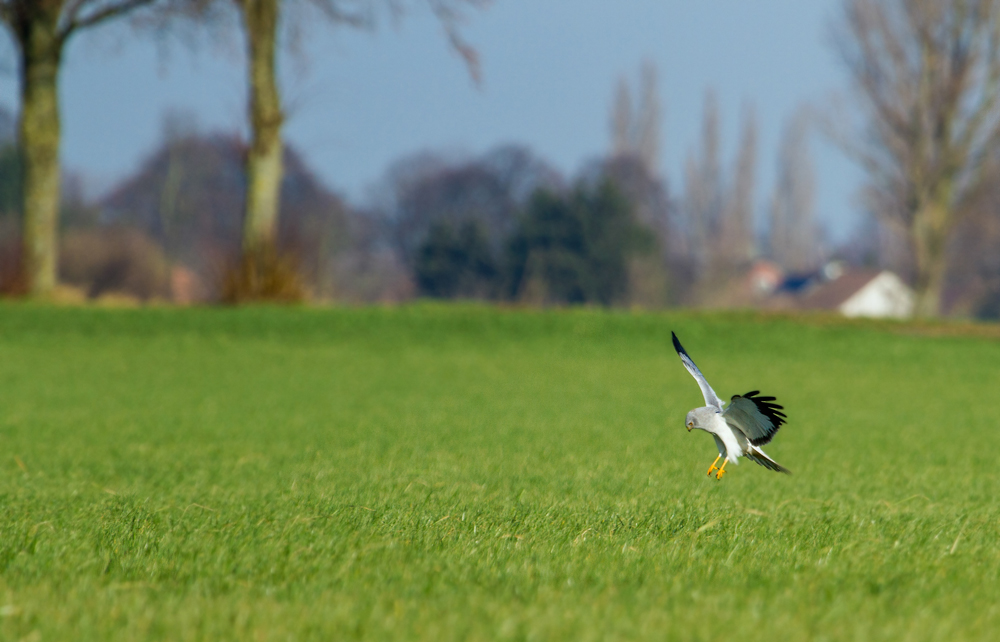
[672,331,790,479]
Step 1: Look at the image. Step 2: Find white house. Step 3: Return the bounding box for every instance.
[799,269,914,319]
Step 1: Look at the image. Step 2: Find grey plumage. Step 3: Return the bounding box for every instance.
[724,392,786,446]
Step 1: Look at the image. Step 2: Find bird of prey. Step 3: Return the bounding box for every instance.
[672,331,790,479]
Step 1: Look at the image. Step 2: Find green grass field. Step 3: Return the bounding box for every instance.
[1,304,999,641]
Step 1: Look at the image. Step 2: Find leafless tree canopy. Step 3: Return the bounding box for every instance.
[675,92,769,302]
[769,109,820,273]
[838,0,1000,213]
[609,59,661,173]
[721,105,759,269]
[682,90,723,286]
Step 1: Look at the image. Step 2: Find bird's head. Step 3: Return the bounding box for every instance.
[685,407,715,432]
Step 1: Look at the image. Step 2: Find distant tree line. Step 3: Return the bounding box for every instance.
[6,0,1000,317]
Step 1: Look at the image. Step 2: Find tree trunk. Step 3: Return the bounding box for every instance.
[241,0,283,255]
[911,200,950,317]
[18,16,63,298]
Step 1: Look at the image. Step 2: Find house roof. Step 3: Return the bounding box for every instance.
[798,270,882,310]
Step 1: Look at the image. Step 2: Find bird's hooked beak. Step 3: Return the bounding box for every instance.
[686,421,693,432]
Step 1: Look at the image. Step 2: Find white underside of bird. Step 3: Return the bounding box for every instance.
[704,411,743,465]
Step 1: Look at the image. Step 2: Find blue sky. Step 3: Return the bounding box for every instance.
[0,0,864,240]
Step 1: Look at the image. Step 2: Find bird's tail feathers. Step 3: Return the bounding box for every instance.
[746,445,791,474]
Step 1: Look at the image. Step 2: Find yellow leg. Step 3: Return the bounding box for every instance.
[707,454,722,476]
[715,459,729,480]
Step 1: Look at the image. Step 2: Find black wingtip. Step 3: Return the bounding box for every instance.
[671,331,685,356]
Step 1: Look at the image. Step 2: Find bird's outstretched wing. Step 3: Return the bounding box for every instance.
[723,391,786,446]
[671,331,723,411]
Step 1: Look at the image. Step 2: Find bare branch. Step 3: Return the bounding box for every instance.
[304,0,369,28]
[61,0,159,39]
[426,0,488,85]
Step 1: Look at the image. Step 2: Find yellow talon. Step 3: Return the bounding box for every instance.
[707,454,722,476]
[715,459,729,480]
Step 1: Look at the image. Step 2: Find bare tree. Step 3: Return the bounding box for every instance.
[720,104,758,271]
[635,60,660,173]
[835,0,1000,316]
[769,109,820,273]
[231,0,489,297]
[610,76,633,159]
[0,0,164,297]
[681,90,724,291]
[608,59,661,173]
